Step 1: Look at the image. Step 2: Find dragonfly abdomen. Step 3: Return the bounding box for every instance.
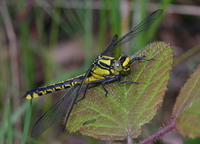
[24,74,86,99]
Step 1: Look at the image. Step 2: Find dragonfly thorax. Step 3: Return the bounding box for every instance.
[89,54,131,80]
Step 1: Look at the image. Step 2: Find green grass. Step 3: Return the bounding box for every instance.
[0,1,171,144]
[21,100,32,144]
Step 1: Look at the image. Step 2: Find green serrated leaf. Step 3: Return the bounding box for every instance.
[67,42,174,140]
[173,66,200,138]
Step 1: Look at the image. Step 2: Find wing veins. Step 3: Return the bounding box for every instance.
[31,64,94,137]
[102,9,163,56]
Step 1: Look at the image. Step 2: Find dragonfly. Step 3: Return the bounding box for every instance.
[23,9,163,137]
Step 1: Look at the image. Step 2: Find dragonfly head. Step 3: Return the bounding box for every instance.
[114,54,131,74]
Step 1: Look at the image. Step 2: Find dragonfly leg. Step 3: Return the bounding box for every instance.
[75,74,137,104]
[100,82,108,97]
[75,83,91,104]
[100,76,120,97]
[117,74,138,84]
[130,55,155,63]
[75,78,108,103]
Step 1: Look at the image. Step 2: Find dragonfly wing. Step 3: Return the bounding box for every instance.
[31,84,81,138]
[115,9,163,45]
[101,34,118,56]
[101,9,163,56]
[31,59,95,138]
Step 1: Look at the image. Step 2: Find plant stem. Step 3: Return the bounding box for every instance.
[139,122,175,144]
[126,135,133,144]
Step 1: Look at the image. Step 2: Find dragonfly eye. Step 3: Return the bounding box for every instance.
[114,60,122,71]
[119,55,131,67]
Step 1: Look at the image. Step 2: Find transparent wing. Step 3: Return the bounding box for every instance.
[31,84,81,138]
[101,9,163,56]
[31,63,94,138]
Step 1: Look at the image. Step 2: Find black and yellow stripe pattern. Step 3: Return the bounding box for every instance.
[24,74,86,99]
[23,54,132,99]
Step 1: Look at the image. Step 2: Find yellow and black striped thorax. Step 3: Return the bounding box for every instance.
[97,54,132,74]
[86,55,131,82]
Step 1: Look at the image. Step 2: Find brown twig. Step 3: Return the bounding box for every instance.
[139,122,175,144]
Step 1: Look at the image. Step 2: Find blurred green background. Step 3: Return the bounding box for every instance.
[1,0,200,144]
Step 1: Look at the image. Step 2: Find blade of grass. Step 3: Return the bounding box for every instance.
[20,19,35,88]
[46,3,61,82]
[82,0,93,68]
[35,0,82,37]
[110,0,121,56]
[0,99,9,144]
[63,0,85,33]
[175,45,200,65]
[34,6,55,114]
[131,1,172,54]
[98,0,108,54]
[110,0,121,36]
[0,100,34,141]
[7,99,13,144]
[21,100,32,144]
[145,0,172,43]
[49,3,60,48]
[131,0,150,53]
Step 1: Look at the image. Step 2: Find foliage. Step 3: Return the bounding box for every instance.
[1,0,200,144]
[67,42,174,141]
